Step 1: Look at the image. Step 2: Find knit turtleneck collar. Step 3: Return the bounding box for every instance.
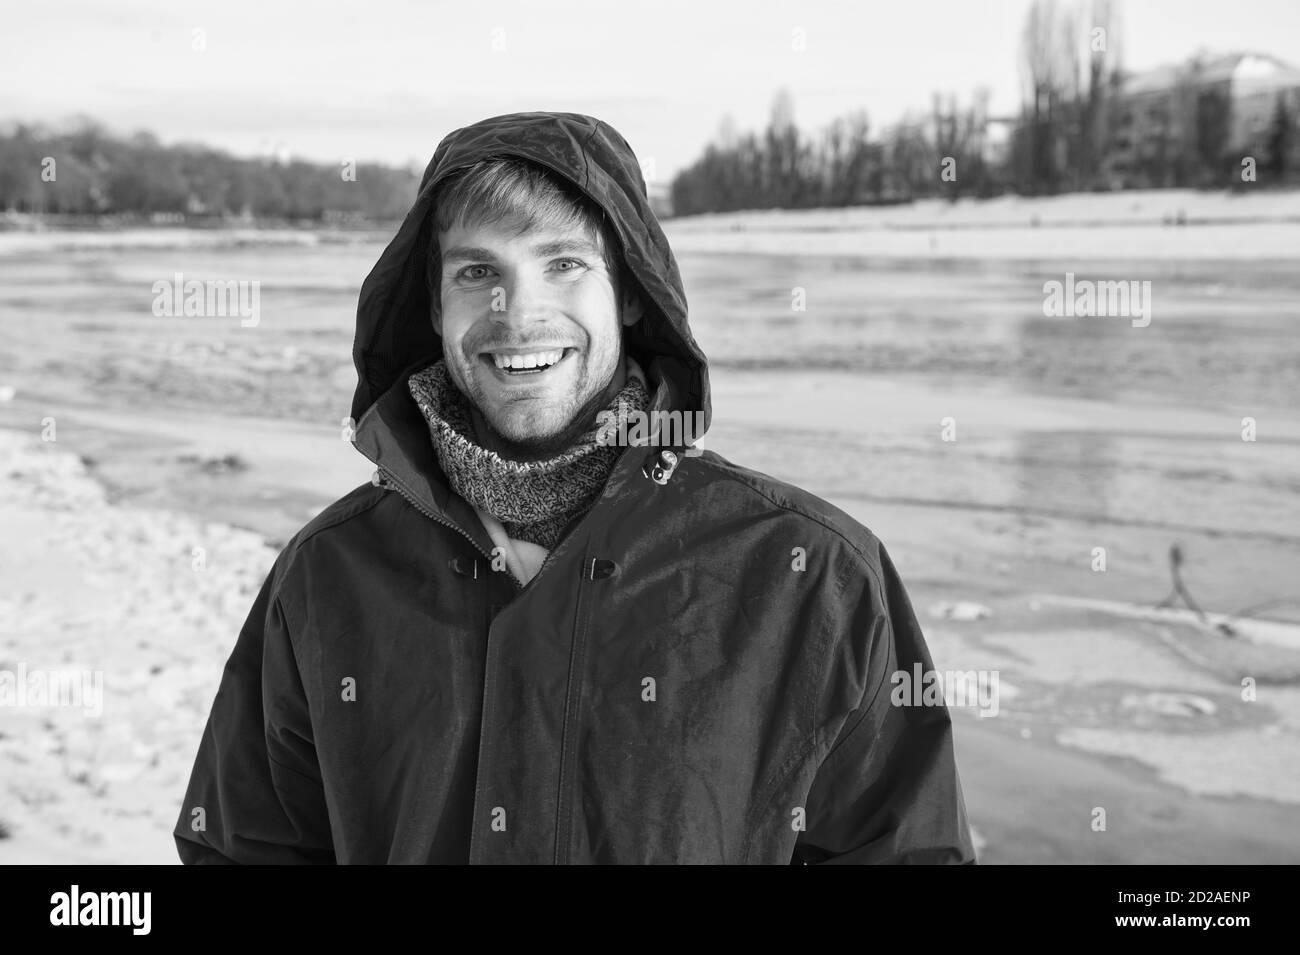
[407,359,650,550]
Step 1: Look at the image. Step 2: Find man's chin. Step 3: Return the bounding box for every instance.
[466,363,624,461]
[481,410,586,461]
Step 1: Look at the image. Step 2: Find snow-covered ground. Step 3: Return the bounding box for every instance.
[0,431,276,863]
[668,187,1300,231]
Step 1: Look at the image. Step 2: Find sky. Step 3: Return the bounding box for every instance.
[3,0,1299,181]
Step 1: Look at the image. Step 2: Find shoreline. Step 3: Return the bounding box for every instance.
[666,221,1300,261]
[7,187,1300,264]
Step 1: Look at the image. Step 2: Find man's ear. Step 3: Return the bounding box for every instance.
[620,286,645,328]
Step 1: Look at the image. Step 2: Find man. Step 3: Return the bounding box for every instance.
[174,111,977,864]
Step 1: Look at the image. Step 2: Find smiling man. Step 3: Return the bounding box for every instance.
[174,111,977,865]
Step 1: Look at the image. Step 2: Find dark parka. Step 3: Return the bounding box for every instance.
[174,112,977,865]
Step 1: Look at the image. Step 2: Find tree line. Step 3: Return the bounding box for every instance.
[0,119,420,222]
[670,88,1005,216]
[671,0,1298,216]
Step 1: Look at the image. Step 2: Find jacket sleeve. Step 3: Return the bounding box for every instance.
[173,559,337,864]
[792,542,978,865]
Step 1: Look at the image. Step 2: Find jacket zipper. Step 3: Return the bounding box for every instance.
[373,468,524,590]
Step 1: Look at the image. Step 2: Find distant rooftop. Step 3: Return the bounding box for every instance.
[1121,52,1300,95]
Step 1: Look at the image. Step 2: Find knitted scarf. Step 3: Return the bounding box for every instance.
[408,360,649,549]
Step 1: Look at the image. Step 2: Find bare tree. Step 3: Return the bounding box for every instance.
[1019,0,1078,192]
[1078,0,1121,188]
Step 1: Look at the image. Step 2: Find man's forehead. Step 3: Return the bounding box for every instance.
[440,220,604,265]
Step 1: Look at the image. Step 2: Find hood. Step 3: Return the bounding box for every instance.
[349,111,710,438]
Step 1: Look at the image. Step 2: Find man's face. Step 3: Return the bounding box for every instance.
[434,215,641,458]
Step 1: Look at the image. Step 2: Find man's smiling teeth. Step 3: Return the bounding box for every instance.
[491,349,564,370]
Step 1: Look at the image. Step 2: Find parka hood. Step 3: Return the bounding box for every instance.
[349,111,710,438]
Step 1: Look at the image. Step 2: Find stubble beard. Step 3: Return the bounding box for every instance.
[447,347,625,463]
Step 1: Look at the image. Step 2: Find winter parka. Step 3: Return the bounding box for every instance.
[173,111,977,865]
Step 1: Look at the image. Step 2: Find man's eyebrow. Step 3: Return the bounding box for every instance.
[529,238,601,258]
[441,246,496,266]
[440,238,602,267]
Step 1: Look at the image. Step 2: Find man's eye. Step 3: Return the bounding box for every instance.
[553,258,585,272]
[459,265,492,281]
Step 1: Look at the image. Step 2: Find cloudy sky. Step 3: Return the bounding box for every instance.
[4,0,1298,179]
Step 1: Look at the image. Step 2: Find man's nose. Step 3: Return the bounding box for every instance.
[491,272,553,325]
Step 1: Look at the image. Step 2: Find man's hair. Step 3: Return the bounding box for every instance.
[425,156,631,310]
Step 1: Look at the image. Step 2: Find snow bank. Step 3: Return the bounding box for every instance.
[0,430,276,863]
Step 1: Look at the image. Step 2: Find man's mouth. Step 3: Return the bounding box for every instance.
[481,348,574,377]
